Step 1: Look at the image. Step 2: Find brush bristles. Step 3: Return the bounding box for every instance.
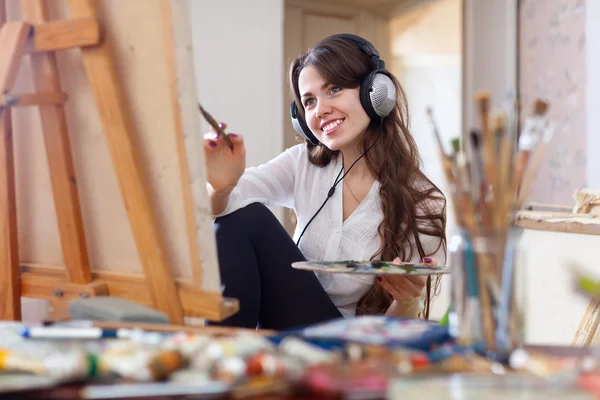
[475,91,491,111]
[426,96,550,224]
[494,114,507,132]
[533,99,549,116]
[469,130,481,149]
[451,138,461,154]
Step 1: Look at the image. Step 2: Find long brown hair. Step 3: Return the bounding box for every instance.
[289,37,447,319]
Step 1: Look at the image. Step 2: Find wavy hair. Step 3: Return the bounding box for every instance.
[289,37,447,318]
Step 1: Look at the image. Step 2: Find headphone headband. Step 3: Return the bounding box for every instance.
[319,33,385,70]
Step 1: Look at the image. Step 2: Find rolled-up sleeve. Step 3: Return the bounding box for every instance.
[213,144,304,218]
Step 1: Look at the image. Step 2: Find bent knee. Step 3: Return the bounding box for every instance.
[215,202,276,229]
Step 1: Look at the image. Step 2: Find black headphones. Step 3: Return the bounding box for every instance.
[290,33,396,146]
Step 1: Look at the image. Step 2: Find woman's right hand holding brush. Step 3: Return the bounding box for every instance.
[204,122,246,215]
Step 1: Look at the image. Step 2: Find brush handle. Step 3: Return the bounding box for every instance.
[474,246,497,349]
[514,150,530,190]
[517,144,546,207]
[578,275,600,298]
[198,104,234,150]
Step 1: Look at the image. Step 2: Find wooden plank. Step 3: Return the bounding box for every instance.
[524,202,574,212]
[21,0,92,285]
[286,0,363,18]
[0,111,20,320]
[515,219,600,236]
[573,298,600,346]
[2,92,67,106]
[0,22,31,90]
[160,0,203,287]
[65,0,185,324]
[26,17,100,52]
[20,263,239,321]
[0,14,30,321]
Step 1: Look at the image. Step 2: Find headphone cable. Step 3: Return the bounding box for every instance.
[295,118,384,246]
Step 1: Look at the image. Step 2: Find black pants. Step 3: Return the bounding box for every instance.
[208,203,342,330]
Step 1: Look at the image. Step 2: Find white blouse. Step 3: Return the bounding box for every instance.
[216,144,445,318]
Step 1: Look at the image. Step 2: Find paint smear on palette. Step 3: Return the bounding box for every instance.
[291,260,449,276]
[294,316,450,349]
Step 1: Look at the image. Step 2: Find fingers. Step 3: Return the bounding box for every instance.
[204,132,219,150]
[391,255,438,267]
[403,275,427,288]
[205,122,228,149]
[377,276,407,301]
[204,128,245,153]
[228,132,244,146]
[377,255,429,301]
[379,277,420,300]
[383,275,424,298]
[422,257,437,266]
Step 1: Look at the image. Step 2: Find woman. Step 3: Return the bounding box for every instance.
[204,34,446,330]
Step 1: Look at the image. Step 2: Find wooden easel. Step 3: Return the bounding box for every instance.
[0,0,238,324]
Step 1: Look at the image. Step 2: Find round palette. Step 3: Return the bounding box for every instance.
[291,260,450,276]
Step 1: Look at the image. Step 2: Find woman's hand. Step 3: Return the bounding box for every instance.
[377,256,437,301]
[204,122,246,194]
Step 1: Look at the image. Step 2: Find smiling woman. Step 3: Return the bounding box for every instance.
[204,33,447,330]
[297,69,370,153]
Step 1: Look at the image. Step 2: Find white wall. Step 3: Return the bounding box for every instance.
[190,0,285,221]
[521,229,600,345]
[462,0,517,138]
[390,0,462,321]
[400,58,461,321]
[587,0,600,188]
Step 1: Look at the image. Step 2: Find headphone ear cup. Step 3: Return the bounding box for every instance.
[360,70,397,119]
[290,101,320,146]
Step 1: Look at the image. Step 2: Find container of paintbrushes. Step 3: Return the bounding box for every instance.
[447,226,527,354]
[427,92,549,354]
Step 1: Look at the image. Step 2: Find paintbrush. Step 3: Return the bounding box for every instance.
[494,114,513,230]
[450,137,476,229]
[450,137,461,156]
[426,107,447,157]
[568,261,600,299]
[517,120,555,208]
[475,91,496,191]
[493,113,508,159]
[469,130,491,227]
[515,99,550,190]
[468,130,497,348]
[575,272,600,299]
[427,108,466,230]
[198,104,234,150]
[426,109,474,229]
[427,107,459,193]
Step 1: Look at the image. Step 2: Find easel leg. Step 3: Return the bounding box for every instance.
[67,0,184,324]
[573,298,600,347]
[0,18,31,320]
[0,109,20,321]
[21,0,92,284]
